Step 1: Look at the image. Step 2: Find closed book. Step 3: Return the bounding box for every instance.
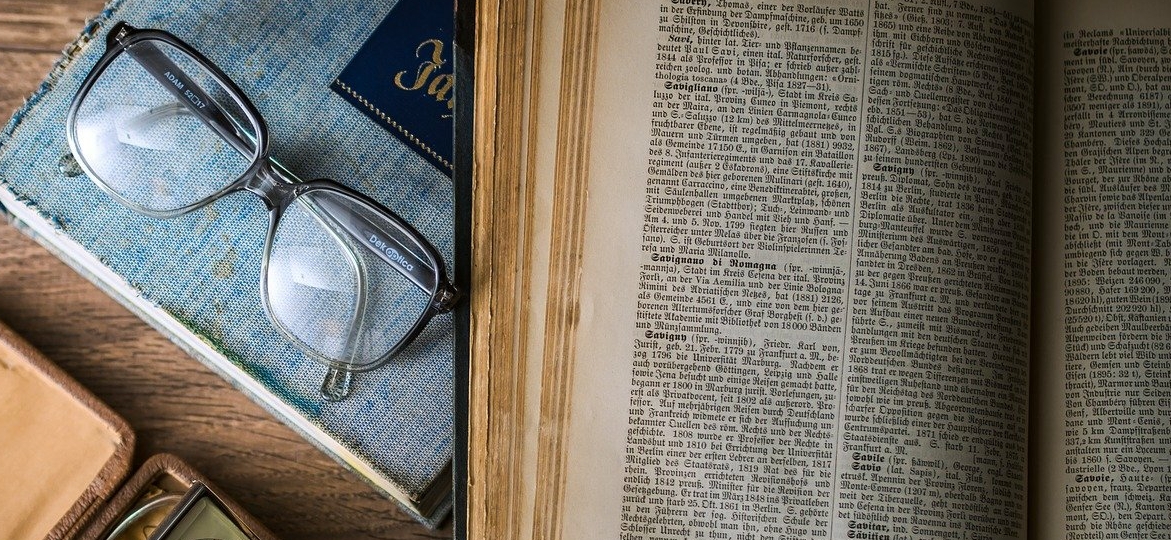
[0,0,456,527]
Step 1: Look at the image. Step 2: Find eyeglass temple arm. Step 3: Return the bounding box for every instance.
[110,22,256,157]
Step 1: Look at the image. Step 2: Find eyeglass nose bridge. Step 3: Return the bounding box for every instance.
[239,162,300,210]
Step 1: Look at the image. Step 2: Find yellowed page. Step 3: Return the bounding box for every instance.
[467,0,571,536]
[1035,2,1171,538]
[558,1,653,534]
[519,0,570,537]
[539,0,1035,539]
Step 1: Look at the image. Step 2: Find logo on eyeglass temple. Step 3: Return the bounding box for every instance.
[365,231,415,272]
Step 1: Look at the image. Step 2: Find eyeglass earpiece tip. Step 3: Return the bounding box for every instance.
[59,153,84,177]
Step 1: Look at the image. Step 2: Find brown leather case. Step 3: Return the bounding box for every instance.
[0,321,275,540]
[78,454,279,540]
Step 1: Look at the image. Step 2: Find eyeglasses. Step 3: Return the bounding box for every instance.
[65,22,459,401]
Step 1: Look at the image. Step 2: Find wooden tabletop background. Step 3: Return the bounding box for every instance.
[0,1,452,538]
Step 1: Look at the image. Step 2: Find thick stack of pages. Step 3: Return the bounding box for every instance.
[0,0,455,527]
[465,0,1171,538]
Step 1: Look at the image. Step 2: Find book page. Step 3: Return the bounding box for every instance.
[532,0,1034,539]
[1034,1,1171,538]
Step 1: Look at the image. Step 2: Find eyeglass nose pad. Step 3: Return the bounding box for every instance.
[320,366,354,401]
[59,153,84,177]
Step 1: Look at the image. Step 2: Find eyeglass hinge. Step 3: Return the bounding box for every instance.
[107,21,138,49]
[433,285,460,313]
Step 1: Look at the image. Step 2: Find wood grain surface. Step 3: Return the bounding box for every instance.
[0,1,452,538]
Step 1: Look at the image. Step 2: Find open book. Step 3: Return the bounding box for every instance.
[465,0,1171,537]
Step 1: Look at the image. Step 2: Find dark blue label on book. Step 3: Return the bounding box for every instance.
[332,0,453,175]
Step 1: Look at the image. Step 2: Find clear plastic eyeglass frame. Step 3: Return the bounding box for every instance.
[65,22,460,401]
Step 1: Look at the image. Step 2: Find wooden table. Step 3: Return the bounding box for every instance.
[0,2,451,538]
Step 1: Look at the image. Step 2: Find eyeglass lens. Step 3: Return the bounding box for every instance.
[266,189,438,372]
[72,38,259,213]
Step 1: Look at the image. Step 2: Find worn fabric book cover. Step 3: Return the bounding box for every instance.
[0,0,455,527]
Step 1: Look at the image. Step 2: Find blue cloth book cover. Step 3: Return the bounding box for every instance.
[0,0,456,527]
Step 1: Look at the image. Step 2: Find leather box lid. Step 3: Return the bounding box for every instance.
[0,320,135,540]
